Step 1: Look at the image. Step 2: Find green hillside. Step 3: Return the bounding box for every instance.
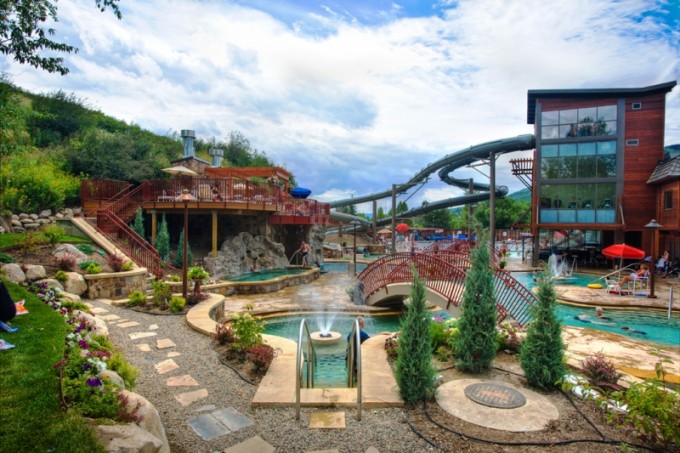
[0,78,276,213]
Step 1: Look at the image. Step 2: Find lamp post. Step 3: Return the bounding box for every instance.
[178,189,196,300]
[351,220,360,276]
[644,219,662,299]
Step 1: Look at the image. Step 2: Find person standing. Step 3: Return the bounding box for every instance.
[298,241,310,266]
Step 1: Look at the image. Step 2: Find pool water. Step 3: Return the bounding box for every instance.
[321,262,367,273]
[223,268,308,282]
[511,271,597,288]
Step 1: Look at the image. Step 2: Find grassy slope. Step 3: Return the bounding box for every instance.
[0,281,105,453]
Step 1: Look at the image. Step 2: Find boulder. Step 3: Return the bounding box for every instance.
[63,272,87,296]
[39,209,52,218]
[120,390,170,453]
[37,278,65,292]
[203,232,288,277]
[11,214,19,221]
[29,214,39,220]
[73,310,109,338]
[100,369,126,389]
[1,263,26,283]
[54,244,88,261]
[58,291,81,303]
[10,219,22,227]
[95,424,162,453]
[23,223,40,230]
[18,213,28,220]
[11,226,25,233]
[24,264,47,281]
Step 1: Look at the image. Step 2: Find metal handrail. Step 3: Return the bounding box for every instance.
[295,319,317,420]
[345,318,362,420]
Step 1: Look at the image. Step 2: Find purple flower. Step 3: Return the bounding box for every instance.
[82,363,91,371]
[78,339,89,349]
[86,377,102,387]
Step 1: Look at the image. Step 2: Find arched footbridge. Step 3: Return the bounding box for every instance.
[357,253,537,327]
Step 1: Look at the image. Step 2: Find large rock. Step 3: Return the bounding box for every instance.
[73,310,109,338]
[63,272,87,296]
[58,291,81,303]
[37,278,64,292]
[24,264,47,281]
[53,244,88,261]
[203,232,288,277]
[95,424,163,453]
[39,209,52,218]
[120,390,170,453]
[1,263,26,284]
[100,369,126,389]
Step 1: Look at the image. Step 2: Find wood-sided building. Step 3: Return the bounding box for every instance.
[527,81,678,262]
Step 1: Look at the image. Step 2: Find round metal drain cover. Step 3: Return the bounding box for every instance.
[464,382,527,409]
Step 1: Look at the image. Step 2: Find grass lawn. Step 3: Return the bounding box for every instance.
[0,233,92,250]
[0,281,105,453]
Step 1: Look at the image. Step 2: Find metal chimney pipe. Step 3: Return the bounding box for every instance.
[180,129,196,157]
[209,148,224,167]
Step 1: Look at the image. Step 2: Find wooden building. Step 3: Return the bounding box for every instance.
[527,81,678,261]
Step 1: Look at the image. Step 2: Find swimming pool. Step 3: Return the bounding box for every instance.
[223,268,308,282]
[321,262,367,273]
[511,271,597,288]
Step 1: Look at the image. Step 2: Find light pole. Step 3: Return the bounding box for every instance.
[644,219,662,299]
[351,220,360,276]
[179,189,196,300]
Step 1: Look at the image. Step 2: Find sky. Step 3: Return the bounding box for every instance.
[2,0,679,213]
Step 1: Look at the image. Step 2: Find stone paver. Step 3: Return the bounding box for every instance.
[118,321,140,328]
[149,323,158,330]
[223,436,275,453]
[195,404,217,412]
[156,338,176,349]
[175,388,209,406]
[166,374,199,387]
[89,307,109,314]
[167,351,181,358]
[136,343,151,352]
[154,359,180,374]
[129,331,157,340]
[212,407,254,432]
[187,413,230,441]
[309,412,345,429]
[98,314,121,321]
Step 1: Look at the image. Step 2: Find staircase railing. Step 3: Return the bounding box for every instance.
[295,319,317,420]
[346,318,362,421]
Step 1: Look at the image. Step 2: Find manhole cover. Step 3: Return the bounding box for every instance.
[464,382,527,409]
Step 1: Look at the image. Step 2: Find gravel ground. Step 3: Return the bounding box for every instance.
[90,299,434,453]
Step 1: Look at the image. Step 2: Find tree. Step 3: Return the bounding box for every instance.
[421,207,452,229]
[473,197,530,229]
[395,270,437,405]
[0,0,121,75]
[453,233,497,372]
[519,268,566,389]
[341,204,357,215]
[131,208,145,239]
[174,228,193,268]
[155,214,170,261]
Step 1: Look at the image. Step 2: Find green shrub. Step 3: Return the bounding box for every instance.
[395,270,436,405]
[126,290,147,307]
[0,252,16,263]
[429,317,447,351]
[107,352,139,390]
[174,228,193,268]
[231,306,264,353]
[454,233,497,373]
[519,266,566,389]
[78,259,99,270]
[214,323,236,346]
[106,253,125,272]
[54,270,69,283]
[85,263,102,274]
[248,344,274,374]
[169,296,186,313]
[155,214,170,261]
[151,279,171,310]
[18,231,48,256]
[61,300,90,312]
[121,261,133,271]
[131,209,145,239]
[384,334,399,359]
[166,274,181,282]
[42,225,65,245]
[434,346,450,362]
[76,244,95,255]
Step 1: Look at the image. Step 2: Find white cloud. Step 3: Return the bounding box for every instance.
[1,0,677,212]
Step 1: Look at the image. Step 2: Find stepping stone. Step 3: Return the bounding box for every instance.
[212,407,253,432]
[155,359,180,374]
[118,321,140,328]
[365,448,380,453]
[187,413,230,441]
[309,412,345,429]
[195,404,217,412]
[129,332,157,340]
[137,344,151,352]
[156,338,176,349]
[167,351,181,358]
[306,450,340,453]
[223,436,275,453]
[89,307,109,314]
[175,388,208,407]
[166,374,199,387]
[149,324,159,330]
[99,314,121,321]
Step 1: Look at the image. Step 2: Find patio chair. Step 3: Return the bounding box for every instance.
[626,270,649,294]
[605,278,628,296]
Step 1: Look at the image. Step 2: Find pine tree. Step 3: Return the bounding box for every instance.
[155,214,170,261]
[395,270,437,405]
[174,228,193,268]
[519,268,566,389]
[454,233,497,372]
[131,208,145,239]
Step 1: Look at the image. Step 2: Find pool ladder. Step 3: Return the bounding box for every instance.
[294,318,363,421]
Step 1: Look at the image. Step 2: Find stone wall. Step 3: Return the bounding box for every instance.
[84,268,148,300]
[1,208,81,234]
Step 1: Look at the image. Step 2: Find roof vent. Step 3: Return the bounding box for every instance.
[626,139,639,146]
[632,102,642,110]
[209,148,224,167]
[181,130,196,157]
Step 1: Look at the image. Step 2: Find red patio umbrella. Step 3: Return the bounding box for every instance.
[601,244,645,260]
[395,223,409,233]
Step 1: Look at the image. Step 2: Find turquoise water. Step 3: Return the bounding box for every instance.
[322,262,367,273]
[512,271,597,288]
[223,268,307,282]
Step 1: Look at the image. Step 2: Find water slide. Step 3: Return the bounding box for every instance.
[328,134,536,227]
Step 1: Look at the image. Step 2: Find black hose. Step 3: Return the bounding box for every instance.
[403,402,438,449]
[214,346,257,386]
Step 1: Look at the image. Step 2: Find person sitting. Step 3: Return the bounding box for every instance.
[0,281,18,333]
[620,263,649,286]
[211,183,223,201]
[657,250,670,274]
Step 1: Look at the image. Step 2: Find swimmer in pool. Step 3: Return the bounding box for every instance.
[621,326,647,335]
[595,307,611,320]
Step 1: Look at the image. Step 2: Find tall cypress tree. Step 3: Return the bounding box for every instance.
[155,214,170,261]
[395,270,436,405]
[174,228,193,268]
[519,268,566,389]
[454,232,497,372]
[131,208,145,239]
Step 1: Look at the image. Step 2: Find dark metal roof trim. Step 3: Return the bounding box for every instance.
[527,81,677,124]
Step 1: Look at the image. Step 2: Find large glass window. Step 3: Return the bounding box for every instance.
[539,141,617,180]
[541,105,617,139]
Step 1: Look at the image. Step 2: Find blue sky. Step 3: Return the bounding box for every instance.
[2,0,678,213]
